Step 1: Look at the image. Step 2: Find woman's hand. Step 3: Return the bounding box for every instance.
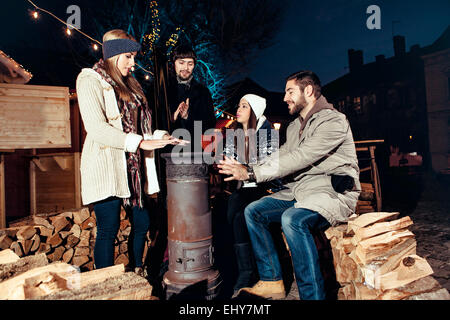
[139,136,190,150]
[163,134,190,146]
[139,139,177,151]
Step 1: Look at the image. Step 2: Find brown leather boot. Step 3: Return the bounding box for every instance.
[238,280,286,299]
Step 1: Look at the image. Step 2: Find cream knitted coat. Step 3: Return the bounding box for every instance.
[76,68,168,205]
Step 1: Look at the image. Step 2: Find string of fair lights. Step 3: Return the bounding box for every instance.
[25,0,236,120]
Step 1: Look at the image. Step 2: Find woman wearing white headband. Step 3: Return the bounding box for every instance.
[76,29,186,274]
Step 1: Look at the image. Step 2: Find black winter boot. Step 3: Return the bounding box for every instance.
[233,242,259,296]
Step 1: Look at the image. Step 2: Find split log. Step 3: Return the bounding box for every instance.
[30,234,41,253]
[51,216,71,233]
[0,262,78,300]
[73,207,90,225]
[359,190,374,201]
[74,247,90,257]
[23,271,70,299]
[407,288,450,300]
[121,226,131,237]
[355,229,414,264]
[58,211,73,220]
[340,283,356,300]
[69,224,81,238]
[34,225,53,238]
[37,243,51,254]
[324,224,347,240]
[0,249,20,264]
[353,216,414,243]
[59,231,72,240]
[334,250,361,284]
[360,183,374,191]
[47,247,65,263]
[16,226,37,241]
[0,234,13,249]
[120,219,130,231]
[65,234,80,249]
[0,253,48,282]
[72,256,89,267]
[120,208,127,220]
[18,239,33,256]
[80,216,96,230]
[347,212,399,235]
[10,241,24,257]
[114,253,129,266]
[379,276,442,300]
[38,272,155,300]
[119,242,128,254]
[62,248,74,264]
[357,206,375,214]
[84,261,95,271]
[378,255,434,290]
[47,233,63,248]
[78,230,90,247]
[78,264,125,288]
[353,281,382,300]
[337,287,346,300]
[360,237,417,288]
[1,227,22,238]
[117,232,125,242]
[338,237,355,254]
[32,216,54,230]
[10,216,54,231]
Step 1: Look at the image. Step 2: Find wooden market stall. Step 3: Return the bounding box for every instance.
[0,52,76,228]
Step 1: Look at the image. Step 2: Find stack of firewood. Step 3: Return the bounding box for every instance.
[0,249,155,300]
[0,207,150,271]
[357,182,375,214]
[325,212,450,300]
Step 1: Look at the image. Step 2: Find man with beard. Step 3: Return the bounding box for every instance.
[166,44,216,147]
[218,71,360,300]
[149,45,216,283]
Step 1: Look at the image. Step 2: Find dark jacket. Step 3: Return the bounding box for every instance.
[167,76,216,142]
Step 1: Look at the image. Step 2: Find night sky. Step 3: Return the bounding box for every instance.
[249,0,450,91]
[1,0,449,92]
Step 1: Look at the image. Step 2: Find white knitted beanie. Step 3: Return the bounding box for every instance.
[241,94,266,120]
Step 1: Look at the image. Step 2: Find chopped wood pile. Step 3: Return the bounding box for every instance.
[357,182,376,214]
[0,207,151,271]
[325,212,450,300]
[0,250,155,300]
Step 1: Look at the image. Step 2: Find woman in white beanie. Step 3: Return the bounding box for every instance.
[224,94,282,295]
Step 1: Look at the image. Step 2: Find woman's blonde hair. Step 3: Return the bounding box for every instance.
[102,29,146,104]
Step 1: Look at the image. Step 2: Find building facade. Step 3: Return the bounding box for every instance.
[322,26,450,171]
[422,48,450,172]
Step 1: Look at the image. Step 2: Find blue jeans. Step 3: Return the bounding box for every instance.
[244,197,330,300]
[93,197,150,269]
